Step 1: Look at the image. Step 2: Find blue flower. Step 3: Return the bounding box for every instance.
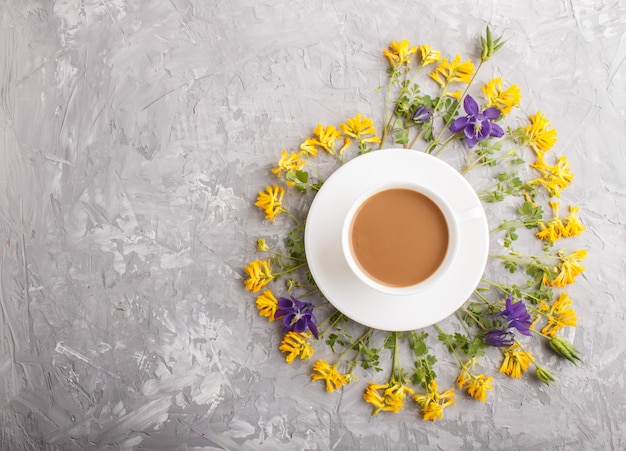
[275,296,318,338]
[449,95,504,148]
[499,294,532,336]
[412,105,433,123]
[483,294,533,348]
[484,329,515,347]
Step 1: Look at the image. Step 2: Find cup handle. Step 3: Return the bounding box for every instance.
[456,206,484,224]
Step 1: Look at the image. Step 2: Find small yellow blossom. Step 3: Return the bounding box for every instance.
[531,155,574,198]
[429,55,475,88]
[524,111,557,155]
[340,114,380,144]
[300,138,319,157]
[255,184,285,222]
[412,381,455,421]
[563,206,586,237]
[444,89,463,99]
[255,289,279,321]
[244,259,273,292]
[312,124,342,155]
[465,374,494,403]
[499,345,534,379]
[363,381,414,415]
[363,382,389,416]
[544,249,587,288]
[279,331,314,364]
[311,360,351,392]
[456,367,471,389]
[418,44,442,67]
[536,201,566,242]
[383,382,415,413]
[271,150,306,185]
[383,39,418,67]
[338,137,352,155]
[541,292,578,337]
[481,77,521,116]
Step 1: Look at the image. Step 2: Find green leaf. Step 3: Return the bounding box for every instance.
[295,170,308,183]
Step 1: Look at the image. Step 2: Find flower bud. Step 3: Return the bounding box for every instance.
[256,238,270,251]
[549,336,582,364]
[535,366,555,385]
[412,105,433,123]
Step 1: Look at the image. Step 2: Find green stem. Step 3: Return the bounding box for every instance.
[390,331,401,381]
[481,279,545,304]
[298,288,321,298]
[317,311,345,335]
[273,262,308,278]
[268,249,306,262]
[336,328,374,362]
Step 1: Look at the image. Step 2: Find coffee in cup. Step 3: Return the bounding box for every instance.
[342,183,460,295]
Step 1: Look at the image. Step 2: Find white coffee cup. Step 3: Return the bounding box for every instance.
[341,181,480,296]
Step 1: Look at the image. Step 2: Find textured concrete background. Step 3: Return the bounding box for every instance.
[0,0,624,449]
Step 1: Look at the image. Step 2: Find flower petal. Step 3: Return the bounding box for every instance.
[463,95,479,116]
[489,123,504,138]
[483,107,502,120]
[465,134,478,148]
[449,117,469,133]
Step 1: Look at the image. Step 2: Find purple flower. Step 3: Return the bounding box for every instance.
[412,105,433,123]
[484,329,515,347]
[449,95,504,148]
[275,296,318,338]
[498,294,532,336]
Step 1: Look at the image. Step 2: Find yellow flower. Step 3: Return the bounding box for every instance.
[418,44,442,67]
[499,345,534,379]
[536,201,566,242]
[412,381,455,421]
[255,289,278,321]
[312,124,342,155]
[300,138,319,157]
[271,150,306,185]
[383,39,418,67]
[338,137,352,155]
[363,382,389,416]
[363,381,414,415]
[544,249,587,288]
[524,111,557,155]
[429,55,475,88]
[465,374,493,403]
[563,205,586,238]
[481,77,521,116]
[340,114,380,144]
[541,292,578,337]
[311,360,351,392]
[244,259,273,292]
[444,89,463,99]
[531,155,574,198]
[255,184,285,222]
[382,382,414,413]
[456,367,471,389]
[279,331,314,364]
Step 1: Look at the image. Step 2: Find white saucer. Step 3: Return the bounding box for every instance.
[304,149,489,331]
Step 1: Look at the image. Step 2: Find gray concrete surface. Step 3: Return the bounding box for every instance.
[0,1,624,449]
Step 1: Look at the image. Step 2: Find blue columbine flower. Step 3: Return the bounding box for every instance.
[483,294,532,347]
[412,105,433,123]
[484,329,515,347]
[275,296,318,338]
[449,95,504,148]
[499,294,532,336]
